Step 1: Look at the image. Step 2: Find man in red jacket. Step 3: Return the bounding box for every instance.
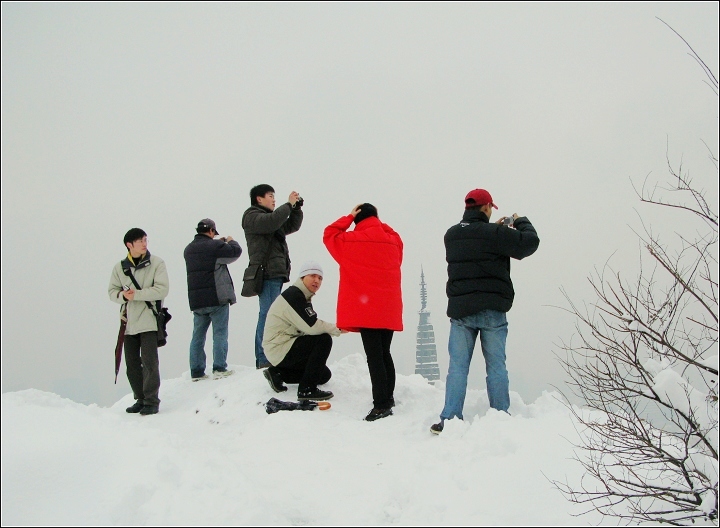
[323,203,404,421]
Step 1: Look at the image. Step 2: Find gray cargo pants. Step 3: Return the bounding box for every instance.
[124,331,161,406]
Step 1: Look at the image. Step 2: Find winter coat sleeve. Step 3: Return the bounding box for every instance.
[322,214,354,262]
[500,216,539,260]
[108,263,126,304]
[215,239,243,265]
[281,205,303,235]
[243,203,295,235]
[285,289,340,336]
[286,305,342,337]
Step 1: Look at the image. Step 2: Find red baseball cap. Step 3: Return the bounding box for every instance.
[464,189,498,209]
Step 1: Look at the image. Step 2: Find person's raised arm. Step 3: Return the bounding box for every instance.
[323,211,356,261]
[243,204,294,234]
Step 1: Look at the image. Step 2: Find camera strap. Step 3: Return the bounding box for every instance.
[122,265,161,316]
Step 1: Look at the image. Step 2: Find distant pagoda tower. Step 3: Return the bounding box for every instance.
[415,267,441,383]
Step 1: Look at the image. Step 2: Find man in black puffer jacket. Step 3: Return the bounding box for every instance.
[184,219,243,381]
[431,189,539,435]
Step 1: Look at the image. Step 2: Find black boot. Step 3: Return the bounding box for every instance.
[263,367,287,393]
[365,408,393,422]
[125,401,144,414]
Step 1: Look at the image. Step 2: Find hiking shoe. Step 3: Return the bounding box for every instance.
[365,408,393,422]
[263,367,287,393]
[297,387,334,401]
[430,422,444,435]
[125,401,144,414]
[213,369,235,379]
[192,374,209,382]
[139,405,159,416]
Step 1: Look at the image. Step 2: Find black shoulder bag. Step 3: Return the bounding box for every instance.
[241,239,271,298]
[124,267,172,347]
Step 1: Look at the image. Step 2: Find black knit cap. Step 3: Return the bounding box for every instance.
[353,203,378,225]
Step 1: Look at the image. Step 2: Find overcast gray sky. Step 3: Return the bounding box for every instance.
[2,2,718,407]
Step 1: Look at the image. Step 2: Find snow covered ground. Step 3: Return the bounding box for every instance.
[2,353,611,526]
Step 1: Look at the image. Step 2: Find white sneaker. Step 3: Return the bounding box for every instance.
[192,374,209,382]
[213,369,235,379]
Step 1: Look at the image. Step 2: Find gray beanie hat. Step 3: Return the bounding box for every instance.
[298,260,324,278]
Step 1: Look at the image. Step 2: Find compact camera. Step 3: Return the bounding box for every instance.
[503,217,514,226]
[296,197,304,207]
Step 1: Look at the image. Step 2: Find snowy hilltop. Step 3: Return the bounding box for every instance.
[2,353,610,526]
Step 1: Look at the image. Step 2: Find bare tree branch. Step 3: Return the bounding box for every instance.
[551,31,718,525]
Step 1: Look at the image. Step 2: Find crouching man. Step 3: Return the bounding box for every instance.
[262,261,346,401]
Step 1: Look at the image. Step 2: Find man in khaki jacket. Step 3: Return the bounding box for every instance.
[262,261,345,401]
[108,228,169,415]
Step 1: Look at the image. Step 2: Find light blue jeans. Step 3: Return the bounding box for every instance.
[190,303,230,378]
[440,309,509,421]
[255,278,284,368]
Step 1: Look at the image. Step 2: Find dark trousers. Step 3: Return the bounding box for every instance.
[124,331,161,406]
[360,328,395,409]
[276,334,333,391]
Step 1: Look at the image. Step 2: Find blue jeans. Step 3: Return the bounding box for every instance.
[440,309,509,421]
[255,278,284,368]
[190,303,230,378]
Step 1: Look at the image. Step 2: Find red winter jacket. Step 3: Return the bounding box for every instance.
[323,214,404,332]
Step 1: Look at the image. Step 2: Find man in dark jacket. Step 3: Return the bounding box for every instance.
[242,184,303,369]
[184,218,243,381]
[431,189,539,434]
